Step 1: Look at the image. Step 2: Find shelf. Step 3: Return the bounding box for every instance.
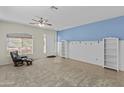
[104,48,117,51]
[104,55,116,57]
[104,60,117,63]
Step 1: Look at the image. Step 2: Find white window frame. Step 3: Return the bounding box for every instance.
[7,34,33,55]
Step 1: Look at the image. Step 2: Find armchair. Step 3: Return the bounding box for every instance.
[10,51,24,67]
[10,51,33,67]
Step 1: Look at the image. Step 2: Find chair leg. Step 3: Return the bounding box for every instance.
[20,61,24,65]
[14,62,18,67]
[26,61,32,66]
[14,64,18,67]
[26,62,29,66]
[14,61,24,67]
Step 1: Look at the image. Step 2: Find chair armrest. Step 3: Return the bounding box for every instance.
[15,56,22,61]
[21,56,28,58]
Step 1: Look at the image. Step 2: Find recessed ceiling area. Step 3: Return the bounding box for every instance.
[0,6,124,31]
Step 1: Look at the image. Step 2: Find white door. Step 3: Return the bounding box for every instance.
[45,33,56,56]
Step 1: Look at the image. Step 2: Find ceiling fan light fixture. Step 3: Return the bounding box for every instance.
[38,23,45,27]
[38,23,42,27]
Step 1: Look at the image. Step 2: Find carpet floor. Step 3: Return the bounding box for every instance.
[0,57,124,87]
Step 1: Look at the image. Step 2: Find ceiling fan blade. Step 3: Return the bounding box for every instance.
[32,19,39,22]
[35,16,43,20]
[29,23,36,24]
[46,23,52,26]
[29,22,39,25]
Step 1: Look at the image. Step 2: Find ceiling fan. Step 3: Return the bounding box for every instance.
[29,16,52,27]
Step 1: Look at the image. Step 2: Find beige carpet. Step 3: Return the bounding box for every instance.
[0,57,124,87]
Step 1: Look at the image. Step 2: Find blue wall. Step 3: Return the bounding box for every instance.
[57,16,124,41]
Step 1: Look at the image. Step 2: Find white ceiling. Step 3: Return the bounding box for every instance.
[0,6,124,31]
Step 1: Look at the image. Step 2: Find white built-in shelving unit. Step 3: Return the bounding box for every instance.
[103,37,119,71]
[61,40,69,58]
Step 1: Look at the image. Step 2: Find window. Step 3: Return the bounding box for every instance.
[7,33,33,55]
